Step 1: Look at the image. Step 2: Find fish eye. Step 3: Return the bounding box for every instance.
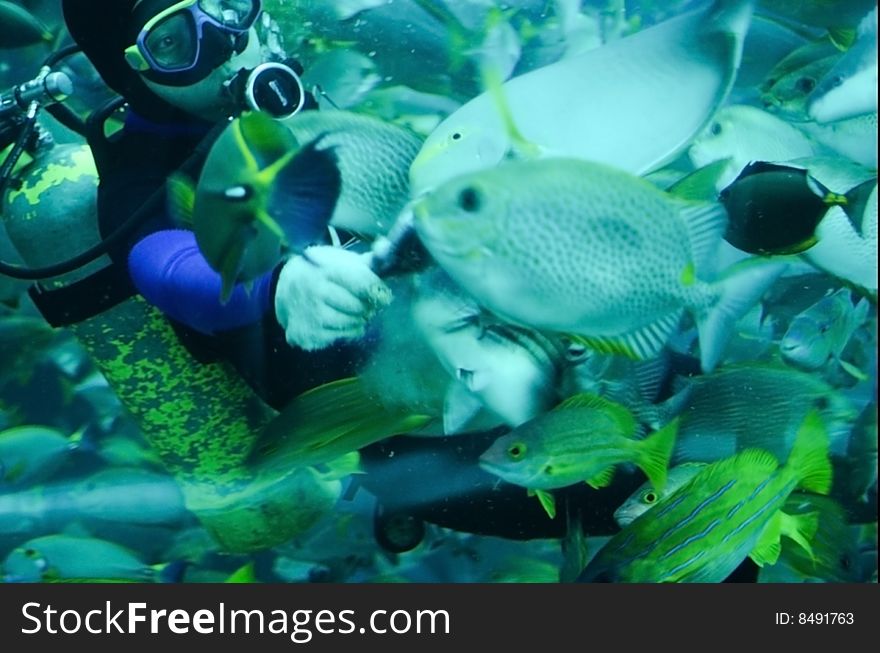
[24,549,38,559]
[795,77,816,94]
[710,122,722,136]
[642,491,658,504]
[543,465,554,475]
[451,132,462,141]
[458,187,482,213]
[819,323,831,334]
[507,442,527,460]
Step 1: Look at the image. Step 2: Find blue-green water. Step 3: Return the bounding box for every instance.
[1,0,877,583]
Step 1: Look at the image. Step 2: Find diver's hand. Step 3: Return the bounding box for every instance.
[275,245,393,351]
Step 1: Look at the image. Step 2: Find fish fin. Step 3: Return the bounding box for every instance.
[1,461,26,484]
[839,178,877,237]
[570,311,684,362]
[443,381,484,434]
[217,231,250,304]
[674,429,738,464]
[318,451,362,480]
[67,425,94,454]
[166,174,196,227]
[560,510,589,583]
[480,64,543,160]
[586,466,615,490]
[225,561,258,583]
[530,488,557,519]
[237,111,300,168]
[266,139,342,251]
[153,560,188,583]
[633,352,671,404]
[697,259,788,372]
[837,358,868,382]
[678,201,728,279]
[827,26,857,51]
[667,159,730,202]
[779,510,820,562]
[637,418,678,492]
[556,393,639,434]
[750,511,784,567]
[786,409,833,495]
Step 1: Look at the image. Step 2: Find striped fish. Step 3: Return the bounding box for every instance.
[577,410,832,583]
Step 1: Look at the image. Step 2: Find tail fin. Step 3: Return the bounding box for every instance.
[786,410,833,495]
[637,417,679,492]
[696,259,787,371]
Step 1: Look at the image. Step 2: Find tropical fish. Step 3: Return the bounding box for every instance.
[282,109,424,236]
[761,53,842,119]
[413,157,786,373]
[411,268,567,433]
[409,0,755,194]
[247,377,430,473]
[717,160,873,254]
[577,410,832,583]
[169,111,341,302]
[0,1,53,49]
[479,393,678,516]
[613,463,707,528]
[781,288,871,376]
[301,49,382,110]
[688,106,823,191]
[0,425,87,487]
[756,0,876,32]
[803,179,877,292]
[1,535,185,583]
[72,468,188,526]
[808,7,878,123]
[667,361,858,464]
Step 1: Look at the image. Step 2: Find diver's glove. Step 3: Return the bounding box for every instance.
[274,245,393,351]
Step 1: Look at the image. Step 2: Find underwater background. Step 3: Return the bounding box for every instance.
[1,0,877,583]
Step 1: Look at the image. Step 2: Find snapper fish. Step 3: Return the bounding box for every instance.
[0,426,88,487]
[808,7,878,123]
[781,287,871,377]
[169,111,341,302]
[479,393,678,518]
[577,410,833,583]
[613,463,707,528]
[409,0,755,194]
[413,157,786,373]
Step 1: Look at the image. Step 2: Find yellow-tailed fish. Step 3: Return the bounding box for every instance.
[479,393,678,518]
[169,111,341,302]
[247,377,431,473]
[578,410,832,583]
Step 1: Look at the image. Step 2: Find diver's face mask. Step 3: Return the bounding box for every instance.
[126,0,305,120]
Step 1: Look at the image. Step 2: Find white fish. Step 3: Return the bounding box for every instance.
[804,182,878,292]
[413,157,786,372]
[688,105,824,190]
[409,0,755,194]
[411,269,565,433]
[800,112,878,168]
[808,7,878,123]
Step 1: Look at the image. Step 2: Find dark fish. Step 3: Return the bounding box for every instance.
[720,161,875,254]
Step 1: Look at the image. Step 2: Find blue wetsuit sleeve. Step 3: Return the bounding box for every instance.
[128,229,277,335]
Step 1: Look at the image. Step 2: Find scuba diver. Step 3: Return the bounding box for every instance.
[51,0,390,409]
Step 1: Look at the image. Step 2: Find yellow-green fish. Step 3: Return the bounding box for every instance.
[577,410,832,583]
[613,463,707,527]
[479,393,678,515]
[413,157,786,372]
[169,111,341,302]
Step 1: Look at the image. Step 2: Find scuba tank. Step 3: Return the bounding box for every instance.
[1,69,342,554]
